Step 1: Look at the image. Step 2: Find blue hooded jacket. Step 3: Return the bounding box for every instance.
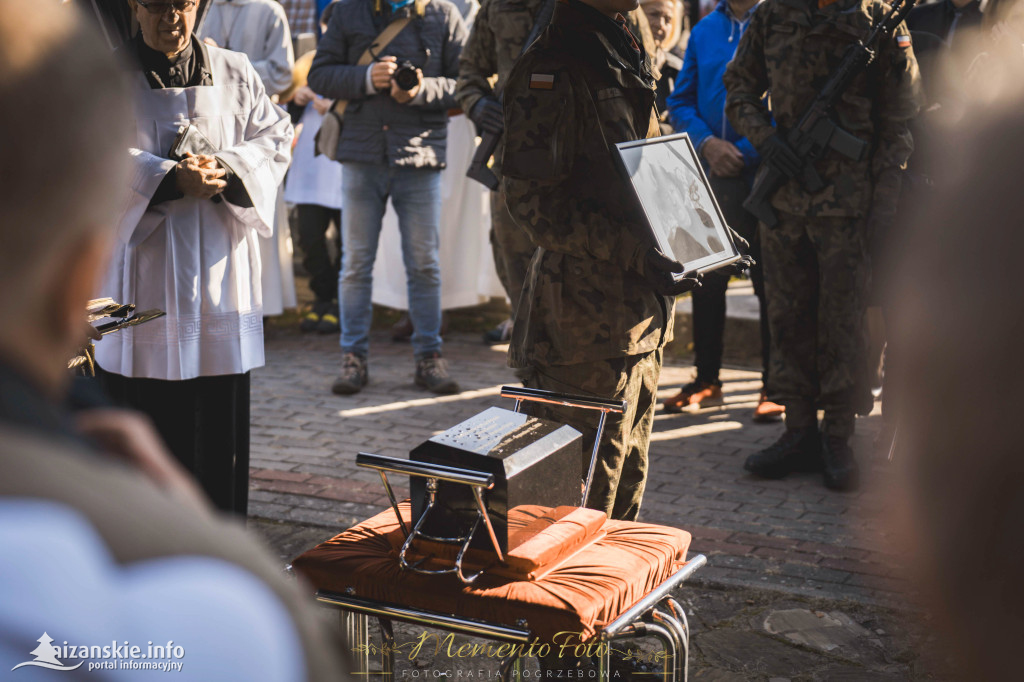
[667,0,760,169]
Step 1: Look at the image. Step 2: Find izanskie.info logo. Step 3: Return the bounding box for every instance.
[12,632,185,673]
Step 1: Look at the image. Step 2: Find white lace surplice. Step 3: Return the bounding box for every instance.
[95,47,293,381]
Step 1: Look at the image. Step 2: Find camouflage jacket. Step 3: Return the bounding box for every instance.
[723,0,921,219]
[455,0,549,119]
[501,0,674,368]
[456,0,657,167]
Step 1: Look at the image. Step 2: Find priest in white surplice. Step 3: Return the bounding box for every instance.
[94,0,292,515]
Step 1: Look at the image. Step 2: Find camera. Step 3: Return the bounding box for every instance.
[392,61,419,91]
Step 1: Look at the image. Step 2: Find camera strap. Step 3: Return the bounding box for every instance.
[328,15,413,117]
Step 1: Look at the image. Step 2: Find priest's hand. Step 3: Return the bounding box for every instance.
[176,152,227,199]
[75,409,210,513]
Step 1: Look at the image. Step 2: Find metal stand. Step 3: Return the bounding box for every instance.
[356,453,504,584]
[316,386,704,680]
[316,554,706,681]
[356,386,627,585]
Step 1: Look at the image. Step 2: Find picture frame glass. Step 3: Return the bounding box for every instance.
[616,133,741,276]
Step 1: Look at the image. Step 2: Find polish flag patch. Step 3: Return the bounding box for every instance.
[896,34,912,48]
[529,73,555,90]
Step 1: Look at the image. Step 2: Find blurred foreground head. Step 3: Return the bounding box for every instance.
[0,0,131,395]
[889,71,1024,678]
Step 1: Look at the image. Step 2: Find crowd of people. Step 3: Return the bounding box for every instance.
[49,0,1018,524]
[1,0,1023,676]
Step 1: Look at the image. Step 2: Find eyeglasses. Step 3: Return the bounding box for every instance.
[136,0,198,15]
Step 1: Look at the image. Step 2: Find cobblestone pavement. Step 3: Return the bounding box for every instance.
[250,326,904,608]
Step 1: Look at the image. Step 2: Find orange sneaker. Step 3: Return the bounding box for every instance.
[663,381,724,413]
[753,392,785,422]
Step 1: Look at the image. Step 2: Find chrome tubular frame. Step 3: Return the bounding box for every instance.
[356,453,505,583]
[602,555,707,638]
[315,554,707,682]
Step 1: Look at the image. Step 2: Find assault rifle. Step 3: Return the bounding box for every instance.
[466,0,558,190]
[743,0,916,227]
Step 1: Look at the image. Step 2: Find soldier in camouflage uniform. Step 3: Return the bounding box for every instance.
[501,0,699,520]
[457,0,658,344]
[723,0,921,490]
[456,0,549,340]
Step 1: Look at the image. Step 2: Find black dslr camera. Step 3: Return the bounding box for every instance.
[392,60,419,91]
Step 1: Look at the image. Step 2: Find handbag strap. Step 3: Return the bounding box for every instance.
[331,15,413,115]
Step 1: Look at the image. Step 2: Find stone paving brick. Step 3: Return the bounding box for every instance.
[776,562,852,585]
[248,328,904,606]
[820,557,894,578]
[248,501,293,518]
[751,546,820,563]
[251,469,312,483]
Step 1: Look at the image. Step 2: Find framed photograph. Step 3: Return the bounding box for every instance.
[615,133,742,276]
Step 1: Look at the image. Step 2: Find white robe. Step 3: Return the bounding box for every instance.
[95,46,293,381]
[201,0,297,316]
[283,105,343,210]
[200,0,294,96]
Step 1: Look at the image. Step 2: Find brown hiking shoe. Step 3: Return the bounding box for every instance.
[753,392,785,423]
[663,380,723,413]
[331,352,368,395]
[415,352,460,395]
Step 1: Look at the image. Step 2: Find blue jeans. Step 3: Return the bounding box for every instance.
[339,162,442,358]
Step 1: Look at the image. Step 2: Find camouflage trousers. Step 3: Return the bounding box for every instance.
[490,185,536,320]
[520,349,663,521]
[761,212,872,439]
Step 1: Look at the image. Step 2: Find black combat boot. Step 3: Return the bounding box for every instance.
[821,432,859,491]
[744,426,822,479]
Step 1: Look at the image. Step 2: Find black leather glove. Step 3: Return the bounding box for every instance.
[643,249,703,297]
[715,254,756,277]
[726,224,749,252]
[469,96,503,136]
[762,133,802,179]
[710,225,754,276]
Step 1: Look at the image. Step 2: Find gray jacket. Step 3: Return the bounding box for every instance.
[308,0,467,168]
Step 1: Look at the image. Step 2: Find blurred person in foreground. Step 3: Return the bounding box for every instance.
[309,0,468,396]
[888,64,1024,680]
[724,0,921,491]
[94,0,293,515]
[501,0,702,520]
[664,0,783,422]
[0,1,345,677]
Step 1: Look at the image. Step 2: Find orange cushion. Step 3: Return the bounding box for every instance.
[291,502,691,641]
[396,505,608,581]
